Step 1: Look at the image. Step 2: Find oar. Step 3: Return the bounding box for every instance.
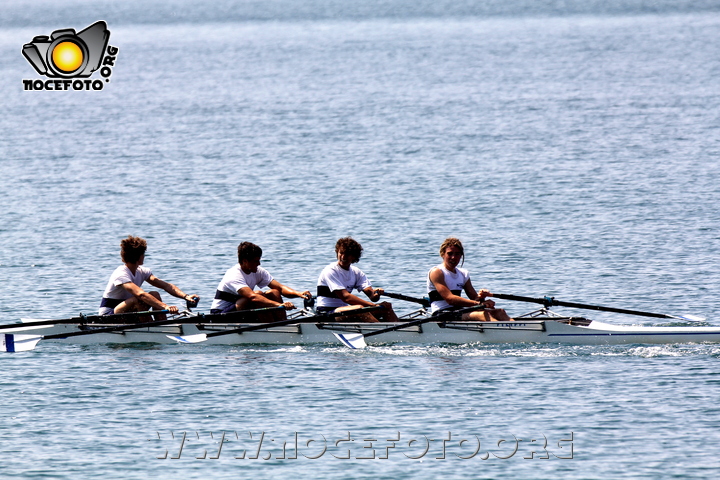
[491,293,706,322]
[1,311,193,353]
[2,309,171,331]
[168,305,385,344]
[380,292,431,308]
[334,304,486,349]
[1,334,44,353]
[48,305,286,345]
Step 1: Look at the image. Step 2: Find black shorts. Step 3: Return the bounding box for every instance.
[210,304,237,315]
[432,306,464,317]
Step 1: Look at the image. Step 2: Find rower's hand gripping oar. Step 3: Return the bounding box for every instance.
[334,304,486,349]
[168,305,385,344]
[492,293,706,322]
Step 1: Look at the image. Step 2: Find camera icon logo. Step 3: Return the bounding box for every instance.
[22,21,110,78]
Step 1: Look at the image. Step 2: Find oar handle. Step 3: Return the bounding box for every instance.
[492,293,674,319]
[381,292,431,308]
[186,296,200,309]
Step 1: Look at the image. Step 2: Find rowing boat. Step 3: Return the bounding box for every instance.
[4,306,720,351]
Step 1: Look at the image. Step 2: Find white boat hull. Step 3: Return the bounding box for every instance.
[12,318,720,346]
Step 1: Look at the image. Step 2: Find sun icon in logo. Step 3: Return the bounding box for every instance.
[51,41,84,73]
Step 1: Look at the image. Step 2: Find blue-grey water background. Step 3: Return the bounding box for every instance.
[2,0,720,478]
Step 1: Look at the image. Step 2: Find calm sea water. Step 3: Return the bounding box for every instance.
[1,0,720,478]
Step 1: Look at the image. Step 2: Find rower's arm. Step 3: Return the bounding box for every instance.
[464,280,494,308]
[121,282,172,311]
[268,279,311,299]
[362,286,383,302]
[429,268,478,307]
[237,286,294,309]
[336,288,376,307]
[147,275,196,302]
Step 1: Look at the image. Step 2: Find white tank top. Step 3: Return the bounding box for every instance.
[426,264,470,313]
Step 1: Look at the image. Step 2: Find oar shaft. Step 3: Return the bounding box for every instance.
[492,293,673,319]
[201,305,286,320]
[205,305,385,338]
[552,300,671,319]
[41,315,188,340]
[52,305,290,339]
[0,309,170,331]
[362,305,485,339]
[381,292,430,308]
[205,316,301,338]
[8,305,288,337]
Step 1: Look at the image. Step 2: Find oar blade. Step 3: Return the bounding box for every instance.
[674,314,706,322]
[334,332,367,349]
[166,333,208,344]
[1,334,42,352]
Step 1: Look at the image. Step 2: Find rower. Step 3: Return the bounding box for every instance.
[209,242,311,315]
[315,237,398,322]
[99,236,200,321]
[427,237,513,321]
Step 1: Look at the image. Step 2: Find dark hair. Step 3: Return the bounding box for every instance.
[120,236,147,264]
[238,242,263,263]
[335,237,363,262]
[439,237,465,266]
